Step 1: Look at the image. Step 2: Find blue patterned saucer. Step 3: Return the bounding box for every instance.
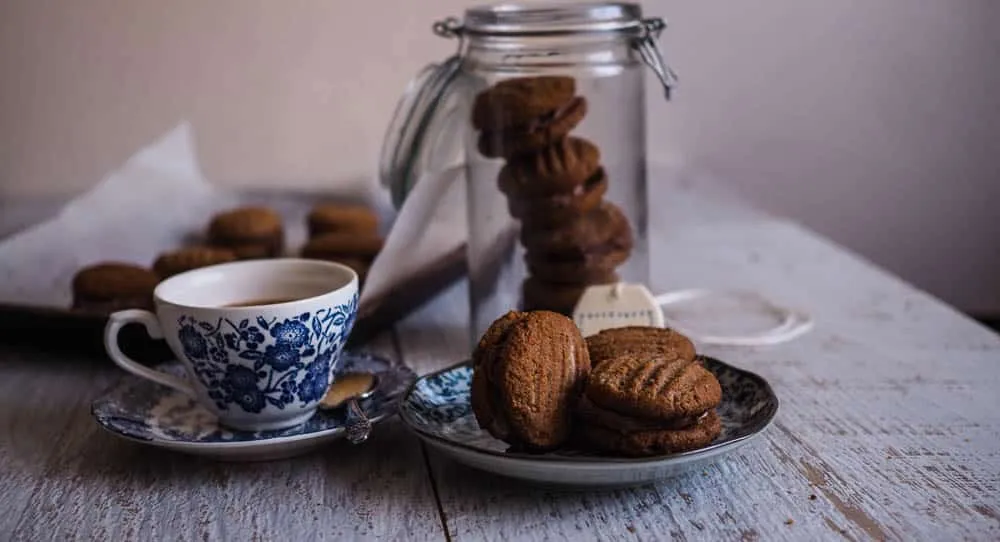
[92,352,415,461]
[399,356,778,488]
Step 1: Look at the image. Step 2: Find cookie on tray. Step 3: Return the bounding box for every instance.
[470,310,591,451]
[152,246,237,279]
[71,262,159,314]
[307,203,379,238]
[300,232,383,261]
[207,206,284,259]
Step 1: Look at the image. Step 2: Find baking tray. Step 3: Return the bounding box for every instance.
[0,190,466,363]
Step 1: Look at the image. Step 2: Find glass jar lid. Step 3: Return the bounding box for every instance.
[461,2,644,35]
[378,2,677,208]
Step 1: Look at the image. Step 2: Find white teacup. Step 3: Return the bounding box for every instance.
[104,259,359,432]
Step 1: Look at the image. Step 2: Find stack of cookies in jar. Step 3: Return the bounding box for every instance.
[472,76,633,315]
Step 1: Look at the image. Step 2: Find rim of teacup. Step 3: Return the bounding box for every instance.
[153,258,358,310]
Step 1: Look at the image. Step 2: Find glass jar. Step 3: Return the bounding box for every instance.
[381,2,677,345]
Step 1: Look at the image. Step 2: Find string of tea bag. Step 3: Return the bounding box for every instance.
[573,282,813,345]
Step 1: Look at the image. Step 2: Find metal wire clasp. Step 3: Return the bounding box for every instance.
[635,17,678,100]
[433,17,466,57]
[433,17,463,39]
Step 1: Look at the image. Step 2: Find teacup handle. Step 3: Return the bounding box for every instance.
[104,309,196,398]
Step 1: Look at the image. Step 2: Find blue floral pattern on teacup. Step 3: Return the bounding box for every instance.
[91,351,416,445]
[176,292,358,413]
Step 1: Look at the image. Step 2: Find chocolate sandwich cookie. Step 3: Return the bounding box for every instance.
[575,395,703,432]
[577,408,722,457]
[586,353,722,420]
[526,255,620,285]
[478,96,588,159]
[585,326,697,367]
[521,201,633,258]
[471,311,529,442]
[498,137,600,198]
[521,276,605,315]
[470,365,503,440]
[307,203,379,238]
[301,232,383,261]
[471,76,577,132]
[152,246,237,279]
[525,253,621,285]
[469,310,590,450]
[573,350,723,456]
[71,262,159,314]
[207,206,284,259]
[509,167,609,227]
[472,311,527,369]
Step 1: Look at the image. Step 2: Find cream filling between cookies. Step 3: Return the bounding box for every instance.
[549,167,605,202]
[480,97,585,144]
[577,396,710,433]
[525,96,585,134]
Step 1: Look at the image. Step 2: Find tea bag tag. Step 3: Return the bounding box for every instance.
[572,282,663,338]
[572,283,815,346]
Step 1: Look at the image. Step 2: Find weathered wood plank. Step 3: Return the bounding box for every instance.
[3,169,998,541]
[660,216,1000,541]
[0,334,446,542]
[392,171,1000,541]
[0,351,118,536]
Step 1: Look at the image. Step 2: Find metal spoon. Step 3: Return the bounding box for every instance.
[319,372,378,444]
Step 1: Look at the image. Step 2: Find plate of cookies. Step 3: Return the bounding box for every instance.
[399,311,778,488]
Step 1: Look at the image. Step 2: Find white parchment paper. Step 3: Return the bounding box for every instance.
[0,123,240,307]
[0,122,467,311]
[359,165,465,307]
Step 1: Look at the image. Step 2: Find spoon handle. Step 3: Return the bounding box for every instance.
[346,398,372,444]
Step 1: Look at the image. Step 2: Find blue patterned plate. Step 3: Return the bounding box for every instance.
[92,352,415,461]
[400,356,778,488]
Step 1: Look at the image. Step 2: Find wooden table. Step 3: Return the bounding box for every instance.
[1,170,998,541]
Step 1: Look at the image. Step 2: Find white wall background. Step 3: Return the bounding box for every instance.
[1,0,998,312]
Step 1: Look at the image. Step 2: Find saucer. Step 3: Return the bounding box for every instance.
[92,351,416,461]
[399,356,778,488]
